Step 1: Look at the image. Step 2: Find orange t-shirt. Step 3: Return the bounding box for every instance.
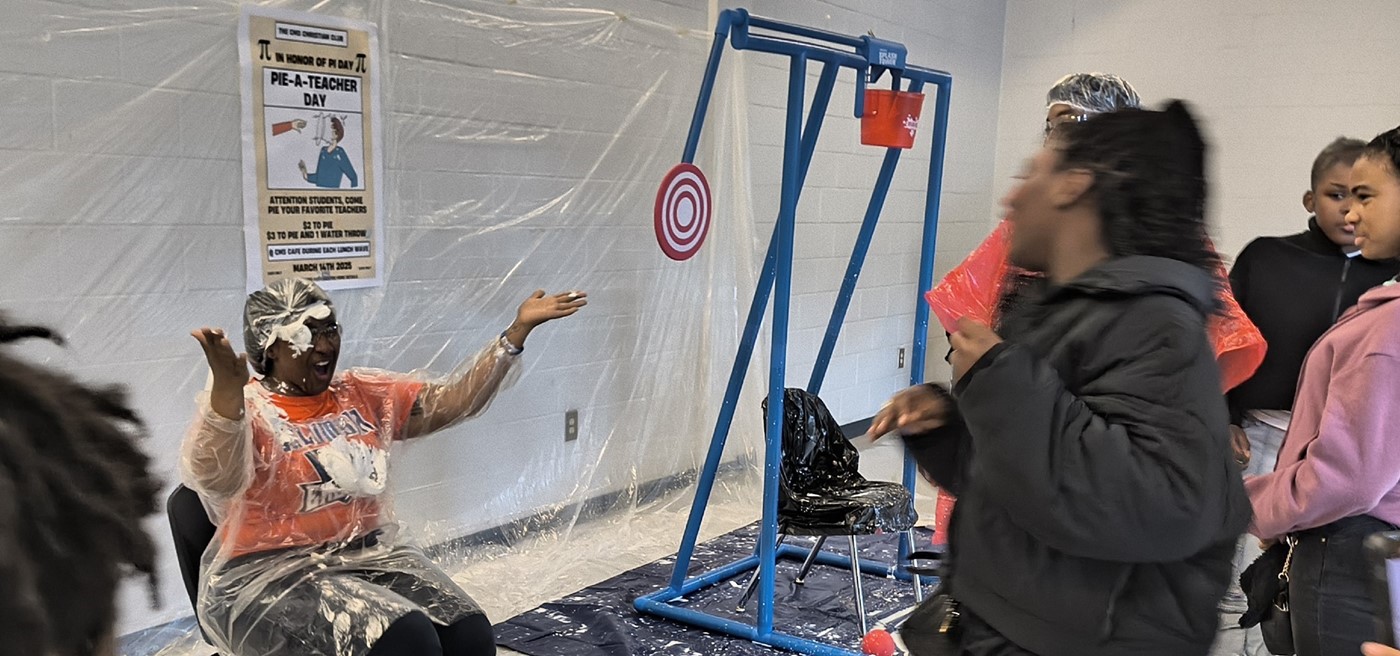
[224,370,424,558]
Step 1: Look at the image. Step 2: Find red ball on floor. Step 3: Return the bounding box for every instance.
[861,628,897,656]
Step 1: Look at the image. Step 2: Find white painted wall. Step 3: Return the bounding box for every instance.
[994,0,1400,259]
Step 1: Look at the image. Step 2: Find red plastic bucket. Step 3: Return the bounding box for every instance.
[860,88,924,149]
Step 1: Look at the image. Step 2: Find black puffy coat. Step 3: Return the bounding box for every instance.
[908,255,1251,656]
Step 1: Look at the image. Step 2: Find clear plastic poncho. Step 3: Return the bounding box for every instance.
[180,277,520,655]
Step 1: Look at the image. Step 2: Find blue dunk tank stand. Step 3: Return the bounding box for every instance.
[637,9,954,656]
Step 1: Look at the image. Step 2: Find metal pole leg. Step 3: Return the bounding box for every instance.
[906,529,924,603]
[794,535,829,584]
[848,535,868,635]
[736,534,785,611]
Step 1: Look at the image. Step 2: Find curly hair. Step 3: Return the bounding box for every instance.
[1053,99,1220,274]
[1362,125,1400,176]
[0,319,159,656]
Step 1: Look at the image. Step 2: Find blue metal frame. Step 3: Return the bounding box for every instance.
[638,9,953,655]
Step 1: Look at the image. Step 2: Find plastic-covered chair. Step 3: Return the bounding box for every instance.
[737,389,920,633]
[167,484,219,653]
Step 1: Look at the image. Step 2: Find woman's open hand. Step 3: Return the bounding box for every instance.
[191,327,248,420]
[516,290,587,328]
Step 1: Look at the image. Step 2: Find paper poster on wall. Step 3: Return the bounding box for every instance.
[238,6,384,292]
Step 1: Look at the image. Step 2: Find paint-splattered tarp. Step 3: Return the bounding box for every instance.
[494,524,935,655]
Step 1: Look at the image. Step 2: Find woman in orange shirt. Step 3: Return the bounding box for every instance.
[181,277,585,656]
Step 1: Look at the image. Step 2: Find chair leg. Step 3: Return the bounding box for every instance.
[906,529,924,603]
[848,535,868,635]
[736,533,785,611]
[794,535,828,584]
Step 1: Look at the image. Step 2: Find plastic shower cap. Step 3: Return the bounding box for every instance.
[243,277,334,375]
[1046,72,1141,115]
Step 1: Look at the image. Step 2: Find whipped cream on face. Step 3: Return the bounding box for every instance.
[266,303,332,358]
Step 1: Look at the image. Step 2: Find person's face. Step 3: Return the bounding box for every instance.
[1305,163,1357,248]
[265,314,341,396]
[1346,155,1400,261]
[1002,145,1073,271]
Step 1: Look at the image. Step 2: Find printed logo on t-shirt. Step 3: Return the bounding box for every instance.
[297,438,388,513]
[279,407,381,513]
[298,449,352,512]
[277,408,377,452]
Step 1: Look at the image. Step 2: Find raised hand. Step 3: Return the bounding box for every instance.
[191,327,248,420]
[516,290,587,328]
[501,290,587,351]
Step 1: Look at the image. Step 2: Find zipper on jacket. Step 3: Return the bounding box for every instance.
[1099,566,1134,643]
[1332,257,1354,321]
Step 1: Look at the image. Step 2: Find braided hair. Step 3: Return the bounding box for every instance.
[1362,125,1400,176]
[0,319,159,656]
[1053,100,1220,274]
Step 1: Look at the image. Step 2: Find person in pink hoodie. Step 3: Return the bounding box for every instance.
[1247,125,1400,656]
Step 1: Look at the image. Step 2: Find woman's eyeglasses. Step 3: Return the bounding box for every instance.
[308,323,341,340]
[1045,112,1092,138]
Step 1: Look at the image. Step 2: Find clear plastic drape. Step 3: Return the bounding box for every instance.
[0,1,940,653]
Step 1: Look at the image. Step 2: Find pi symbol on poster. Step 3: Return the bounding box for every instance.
[653,163,712,262]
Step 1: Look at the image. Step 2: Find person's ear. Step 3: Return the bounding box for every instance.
[1052,168,1095,209]
[1302,189,1316,213]
[262,344,278,372]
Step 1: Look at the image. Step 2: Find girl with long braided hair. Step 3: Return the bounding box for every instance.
[0,320,159,656]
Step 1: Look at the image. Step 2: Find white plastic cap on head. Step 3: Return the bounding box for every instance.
[243,277,335,374]
[1045,72,1141,115]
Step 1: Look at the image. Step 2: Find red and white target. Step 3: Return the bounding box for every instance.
[654,163,712,261]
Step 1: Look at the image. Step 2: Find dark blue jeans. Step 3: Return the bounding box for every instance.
[1289,515,1393,656]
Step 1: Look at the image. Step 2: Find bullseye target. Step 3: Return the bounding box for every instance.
[654,163,712,261]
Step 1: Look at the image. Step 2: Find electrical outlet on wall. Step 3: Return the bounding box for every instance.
[897,347,905,369]
[565,409,579,442]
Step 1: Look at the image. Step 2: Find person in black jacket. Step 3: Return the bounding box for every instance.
[1228,136,1400,450]
[870,101,1251,656]
[1216,137,1400,654]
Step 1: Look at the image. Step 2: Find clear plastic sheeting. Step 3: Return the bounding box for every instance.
[182,277,534,655]
[0,1,943,654]
[0,0,781,652]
